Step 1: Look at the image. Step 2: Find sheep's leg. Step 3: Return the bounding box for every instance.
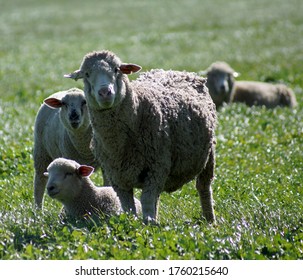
[196,148,216,223]
[141,188,160,224]
[34,166,48,209]
[113,186,137,214]
[33,148,52,208]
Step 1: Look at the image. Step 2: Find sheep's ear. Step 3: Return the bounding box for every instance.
[64,70,84,81]
[43,172,49,177]
[119,63,142,75]
[44,97,63,108]
[233,71,240,78]
[78,165,94,177]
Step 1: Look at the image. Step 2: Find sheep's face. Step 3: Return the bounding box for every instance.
[85,61,121,110]
[44,92,89,130]
[45,164,82,203]
[64,51,141,111]
[45,158,94,203]
[206,70,237,107]
[61,93,89,130]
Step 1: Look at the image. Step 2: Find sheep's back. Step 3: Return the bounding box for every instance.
[132,70,217,191]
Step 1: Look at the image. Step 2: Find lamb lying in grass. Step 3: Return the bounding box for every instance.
[45,158,141,219]
[33,88,99,208]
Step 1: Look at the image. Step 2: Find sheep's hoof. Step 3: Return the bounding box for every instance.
[143,216,159,226]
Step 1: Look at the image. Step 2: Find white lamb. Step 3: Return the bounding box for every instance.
[45,158,141,219]
[33,88,98,208]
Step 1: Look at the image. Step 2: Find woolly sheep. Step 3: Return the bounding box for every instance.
[64,50,217,224]
[201,61,297,108]
[44,158,141,219]
[33,88,99,208]
[200,61,239,108]
[231,81,297,108]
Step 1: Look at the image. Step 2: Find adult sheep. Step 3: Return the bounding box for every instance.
[45,158,141,219]
[64,50,217,224]
[33,88,99,208]
[200,61,239,108]
[201,61,297,108]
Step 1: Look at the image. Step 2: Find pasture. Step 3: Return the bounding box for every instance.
[0,0,302,259]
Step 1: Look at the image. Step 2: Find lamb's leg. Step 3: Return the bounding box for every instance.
[113,186,137,214]
[196,148,216,223]
[34,165,48,208]
[33,149,51,208]
[141,188,160,224]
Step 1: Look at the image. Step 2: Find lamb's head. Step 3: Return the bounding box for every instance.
[201,61,239,107]
[44,158,94,203]
[64,50,141,110]
[44,88,89,130]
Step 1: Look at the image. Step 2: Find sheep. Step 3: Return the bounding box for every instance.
[201,61,297,108]
[44,158,141,219]
[33,88,99,208]
[64,50,217,224]
[200,61,239,108]
[231,81,297,108]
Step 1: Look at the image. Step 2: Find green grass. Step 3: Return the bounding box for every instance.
[1,0,303,260]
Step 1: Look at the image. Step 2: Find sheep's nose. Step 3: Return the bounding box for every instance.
[47,185,56,192]
[98,85,113,97]
[69,110,79,121]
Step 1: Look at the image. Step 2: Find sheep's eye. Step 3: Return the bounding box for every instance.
[81,100,86,106]
[85,72,90,78]
[64,172,73,178]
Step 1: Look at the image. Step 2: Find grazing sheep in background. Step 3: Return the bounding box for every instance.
[64,50,217,224]
[45,158,141,219]
[231,81,297,108]
[33,88,99,208]
[200,61,239,108]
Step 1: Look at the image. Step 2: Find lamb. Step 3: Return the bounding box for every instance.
[231,81,297,108]
[44,158,141,219]
[33,88,99,208]
[64,50,217,224]
[200,61,239,108]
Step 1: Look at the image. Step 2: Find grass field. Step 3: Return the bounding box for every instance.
[0,0,303,260]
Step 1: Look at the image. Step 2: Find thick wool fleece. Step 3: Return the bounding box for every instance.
[89,69,216,193]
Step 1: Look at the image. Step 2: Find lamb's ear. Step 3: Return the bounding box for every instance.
[44,97,62,109]
[64,69,84,81]
[233,71,240,78]
[78,165,94,177]
[43,172,49,177]
[119,63,142,75]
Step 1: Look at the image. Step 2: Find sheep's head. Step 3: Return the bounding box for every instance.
[200,61,239,107]
[44,89,89,130]
[64,50,141,110]
[44,158,94,203]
